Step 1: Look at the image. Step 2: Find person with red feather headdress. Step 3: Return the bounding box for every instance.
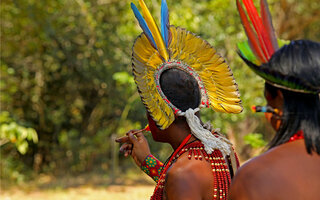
[230,0,320,199]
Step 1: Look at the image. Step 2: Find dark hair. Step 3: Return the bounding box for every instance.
[265,40,320,155]
[160,68,200,112]
[262,40,320,93]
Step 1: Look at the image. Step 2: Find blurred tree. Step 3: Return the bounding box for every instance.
[1,0,319,181]
[1,0,146,176]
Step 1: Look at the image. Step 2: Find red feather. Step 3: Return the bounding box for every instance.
[260,0,279,53]
[242,0,272,60]
[237,0,267,63]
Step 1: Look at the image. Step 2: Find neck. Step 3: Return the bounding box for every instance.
[165,122,196,150]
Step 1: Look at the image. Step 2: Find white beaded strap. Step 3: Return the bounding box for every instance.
[177,108,232,157]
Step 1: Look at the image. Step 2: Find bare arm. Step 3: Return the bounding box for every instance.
[165,166,202,200]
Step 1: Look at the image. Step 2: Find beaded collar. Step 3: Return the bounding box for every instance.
[287,130,304,143]
[151,135,232,200]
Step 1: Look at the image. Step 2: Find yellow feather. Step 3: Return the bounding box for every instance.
[133,34,163,69]
[138,0,169,61]
[132,32,174,130]
[168,26,243,114]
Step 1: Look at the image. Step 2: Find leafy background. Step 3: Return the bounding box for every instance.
[1,0,319,192]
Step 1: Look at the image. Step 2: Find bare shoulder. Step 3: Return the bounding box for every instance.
[168,151,212,174]
[230,141,320,200]
[231,142,294,181]
[165,153,212,200]
[229,149,282,200]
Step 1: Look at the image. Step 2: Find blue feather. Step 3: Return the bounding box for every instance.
[131,3,157,49]
[161,0,169,48]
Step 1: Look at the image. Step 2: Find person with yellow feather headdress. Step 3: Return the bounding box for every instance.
[116,0,243,199]
[230,0,320,199]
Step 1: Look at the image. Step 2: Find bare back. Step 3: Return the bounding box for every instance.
[230,140,320,200]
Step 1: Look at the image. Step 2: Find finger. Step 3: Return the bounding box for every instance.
[115,136,129,143]
[120,144,133,154]
[115,129,138,143]
[135,132,146,141]
[126,129,138,135]
[128,132,138,145]
[120,143,128,151]
[124,149,133,157]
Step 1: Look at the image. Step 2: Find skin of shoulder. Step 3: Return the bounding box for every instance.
[164,152,213,200]
[229,140,320,200]
[229,154,270,200]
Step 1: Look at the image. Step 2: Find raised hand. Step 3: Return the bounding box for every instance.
[116,130,151,167]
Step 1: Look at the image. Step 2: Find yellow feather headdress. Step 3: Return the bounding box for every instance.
[131,0,243,130]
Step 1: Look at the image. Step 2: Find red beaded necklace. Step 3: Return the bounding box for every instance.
[287,130,304,143]
[150,134,233,200]
[152,134,192,194]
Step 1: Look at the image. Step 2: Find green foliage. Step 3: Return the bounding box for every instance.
[113,71,136,91]
[0,111,38,154]
[0,111,38,184]
[244,133,267,148]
